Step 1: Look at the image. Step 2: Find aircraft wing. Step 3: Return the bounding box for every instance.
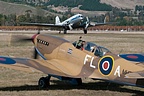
[89,22,115,27]
[118,53,144,79]
[95,22,114,26]
[119,54,144,62]
[0,56,85,78]
[20,22,64,28]
[125,71,144,79]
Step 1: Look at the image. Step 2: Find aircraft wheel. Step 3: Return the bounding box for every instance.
[76,78,82,85]
[38,77,50,89]
[84,30,87,34]
[64,30,67,34]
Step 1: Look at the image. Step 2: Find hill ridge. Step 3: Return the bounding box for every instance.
[101,0,144,9]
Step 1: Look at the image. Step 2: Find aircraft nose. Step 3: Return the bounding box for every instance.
[31,34,38,44]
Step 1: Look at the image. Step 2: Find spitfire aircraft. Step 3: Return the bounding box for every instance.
[0,33,144,88]
[20,14,108,34]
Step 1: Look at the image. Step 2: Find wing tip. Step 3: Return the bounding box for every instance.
[0,56,16,65]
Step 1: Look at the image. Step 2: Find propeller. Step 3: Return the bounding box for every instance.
[34,47,38,59]
[68,24,73,30]
[12,33,39,59]
[17,37,33,42]
[84,17,90,29]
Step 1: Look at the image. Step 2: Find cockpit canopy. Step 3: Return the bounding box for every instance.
[73,41,110,57]
[84,42,110,57]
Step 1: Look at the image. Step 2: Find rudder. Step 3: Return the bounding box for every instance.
[55,16,61,24]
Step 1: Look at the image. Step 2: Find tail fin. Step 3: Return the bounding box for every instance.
[55,16,61,24]
[104,15,110,23]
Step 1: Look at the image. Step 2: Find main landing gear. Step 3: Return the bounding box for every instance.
[83,29,87,34]
[38,75,51,89]
[38,75,82,89]
[64,30,67,34]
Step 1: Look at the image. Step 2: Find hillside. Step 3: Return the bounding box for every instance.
[0,1,60,16]
[101,0,144,10]
[46,0,112,11]
[0,0,113,11]
[0,0,144,12]
[47,0,144,10]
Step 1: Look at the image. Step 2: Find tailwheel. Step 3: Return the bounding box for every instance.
[38,75,51,89]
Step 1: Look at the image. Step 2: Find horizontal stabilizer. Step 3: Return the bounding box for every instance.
[119,54,144,62]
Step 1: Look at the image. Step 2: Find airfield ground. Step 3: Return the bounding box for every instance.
[0,30,144,96]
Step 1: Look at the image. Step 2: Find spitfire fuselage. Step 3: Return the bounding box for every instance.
[33,34,144,87]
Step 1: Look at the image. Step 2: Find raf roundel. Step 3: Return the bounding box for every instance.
[102,61,110,71]
[98,56,114,76]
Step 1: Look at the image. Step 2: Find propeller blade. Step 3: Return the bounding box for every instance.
[12,35,32,43]
[85,23,89,29]
[12,34,39,59]
[86,17,89,22]
[68,24,73,30]
[13,33,38,43]
[34,47,38,59]
[19,38,33,42]
[85,17,90,29]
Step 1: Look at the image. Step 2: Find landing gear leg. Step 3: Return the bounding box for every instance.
[83,29,87,34]
[38,75,51,89]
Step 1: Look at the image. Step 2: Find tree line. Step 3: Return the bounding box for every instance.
[0,12,69,26]
[0,12,143,26]
[0,5,144,26]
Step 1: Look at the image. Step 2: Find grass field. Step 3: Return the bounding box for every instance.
[0,31,144,96]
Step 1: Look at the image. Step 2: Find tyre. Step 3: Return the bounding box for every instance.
[64,30,67,34]
[38,77,50,89]
[84,30,87,34]
[76,78,82,85]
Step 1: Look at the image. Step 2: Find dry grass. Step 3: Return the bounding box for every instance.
[0,31,144,96]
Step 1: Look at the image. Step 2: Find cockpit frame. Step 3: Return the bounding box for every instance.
[83,42,111,57]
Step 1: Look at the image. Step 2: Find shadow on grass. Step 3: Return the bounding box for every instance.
[0,80,143,96]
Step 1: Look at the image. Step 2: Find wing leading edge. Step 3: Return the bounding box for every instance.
[20,22,64,28]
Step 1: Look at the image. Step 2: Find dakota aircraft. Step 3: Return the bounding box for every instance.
[0,34,144,88]
[20,14,108,34]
